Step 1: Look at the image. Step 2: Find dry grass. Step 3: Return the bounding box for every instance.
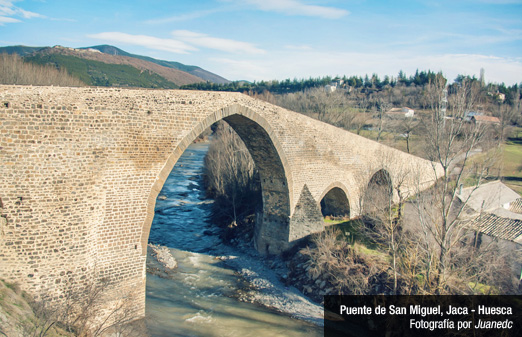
[300,228,390,295]
[0,280,74,337]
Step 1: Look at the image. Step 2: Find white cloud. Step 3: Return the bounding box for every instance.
[227,0,349,19]
[0,0,44,24]
[88,31,265,56]
[171,30,266,55]
[18,8,42,19]
[87,32,197,54]
[0,15,19,24]
[0,0,16,15]
[209,57,268,80]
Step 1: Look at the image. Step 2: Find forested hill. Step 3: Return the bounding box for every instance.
[0,44,229,88]
[85,45,229,84]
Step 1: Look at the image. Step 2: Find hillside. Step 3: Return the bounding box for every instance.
[0,280,74,337]
[85,45,230,84]
[27,46,206,87]
[0,44,230,87]
[0,45,44,56]
[24,52,181,88]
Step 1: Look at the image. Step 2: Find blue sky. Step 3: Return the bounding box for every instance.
[1,0,521,84]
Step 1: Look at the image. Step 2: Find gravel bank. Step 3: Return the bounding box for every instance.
[147,240,324,327]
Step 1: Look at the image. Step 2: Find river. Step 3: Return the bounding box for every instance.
[146,141,323,337]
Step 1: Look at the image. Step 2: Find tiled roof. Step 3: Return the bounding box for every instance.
[466,213,522,242]
[457,181,520,213]
[472,115,500,123]
[386,108,404,114]
[509,198,522,214]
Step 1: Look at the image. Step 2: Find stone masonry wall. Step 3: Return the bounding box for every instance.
[0,85,440,319]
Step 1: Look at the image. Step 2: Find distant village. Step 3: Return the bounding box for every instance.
[325,77,503,124]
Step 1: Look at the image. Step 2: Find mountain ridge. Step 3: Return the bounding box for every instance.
[82,45,229,84]
[0,44,229,86]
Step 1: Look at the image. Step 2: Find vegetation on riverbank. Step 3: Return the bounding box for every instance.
[284,214,521,303]
[203,122,262,243]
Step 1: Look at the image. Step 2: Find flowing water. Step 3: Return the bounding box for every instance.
[146,141,323,337]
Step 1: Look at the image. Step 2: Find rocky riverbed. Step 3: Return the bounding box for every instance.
[147,241,324,328]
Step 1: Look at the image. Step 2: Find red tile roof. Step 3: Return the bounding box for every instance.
[472,115,500,123]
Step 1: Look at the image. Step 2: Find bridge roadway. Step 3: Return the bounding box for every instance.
[0,85,441,322]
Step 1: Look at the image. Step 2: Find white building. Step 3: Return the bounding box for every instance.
[386,107,415,118]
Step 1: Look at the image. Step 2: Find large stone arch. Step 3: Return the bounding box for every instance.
[318,182,351,218]
[140,104,294,255]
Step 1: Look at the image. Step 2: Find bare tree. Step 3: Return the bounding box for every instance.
[495,98,520,144]
[376,100,392,142]
[391,117,418,154]
[411,77,499,294]
[359,152,417,294]
[19,276,143,337]
[0,53,85,87]
[352,111,372,135]
[204,122,260,227]
[359,78,511,295]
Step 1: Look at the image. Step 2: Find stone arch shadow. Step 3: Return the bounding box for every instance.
[140,104,294,255]
[318,182,352,219]
[362,168,393,216]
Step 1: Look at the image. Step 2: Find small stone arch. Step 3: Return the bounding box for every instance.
[363,169,393,217]
[140,104,293,254]
[318,183,351,219]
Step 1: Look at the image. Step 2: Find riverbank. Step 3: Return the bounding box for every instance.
[215,244,324,326]
[147,240,324,328]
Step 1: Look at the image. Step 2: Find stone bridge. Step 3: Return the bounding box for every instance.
[0,85,440,320]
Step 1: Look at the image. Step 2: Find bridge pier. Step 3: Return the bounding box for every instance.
[254,184,326,255]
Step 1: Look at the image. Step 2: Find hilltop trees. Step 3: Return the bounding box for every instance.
[181,70,460,97]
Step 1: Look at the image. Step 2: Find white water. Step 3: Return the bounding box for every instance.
[146,142,323,336]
